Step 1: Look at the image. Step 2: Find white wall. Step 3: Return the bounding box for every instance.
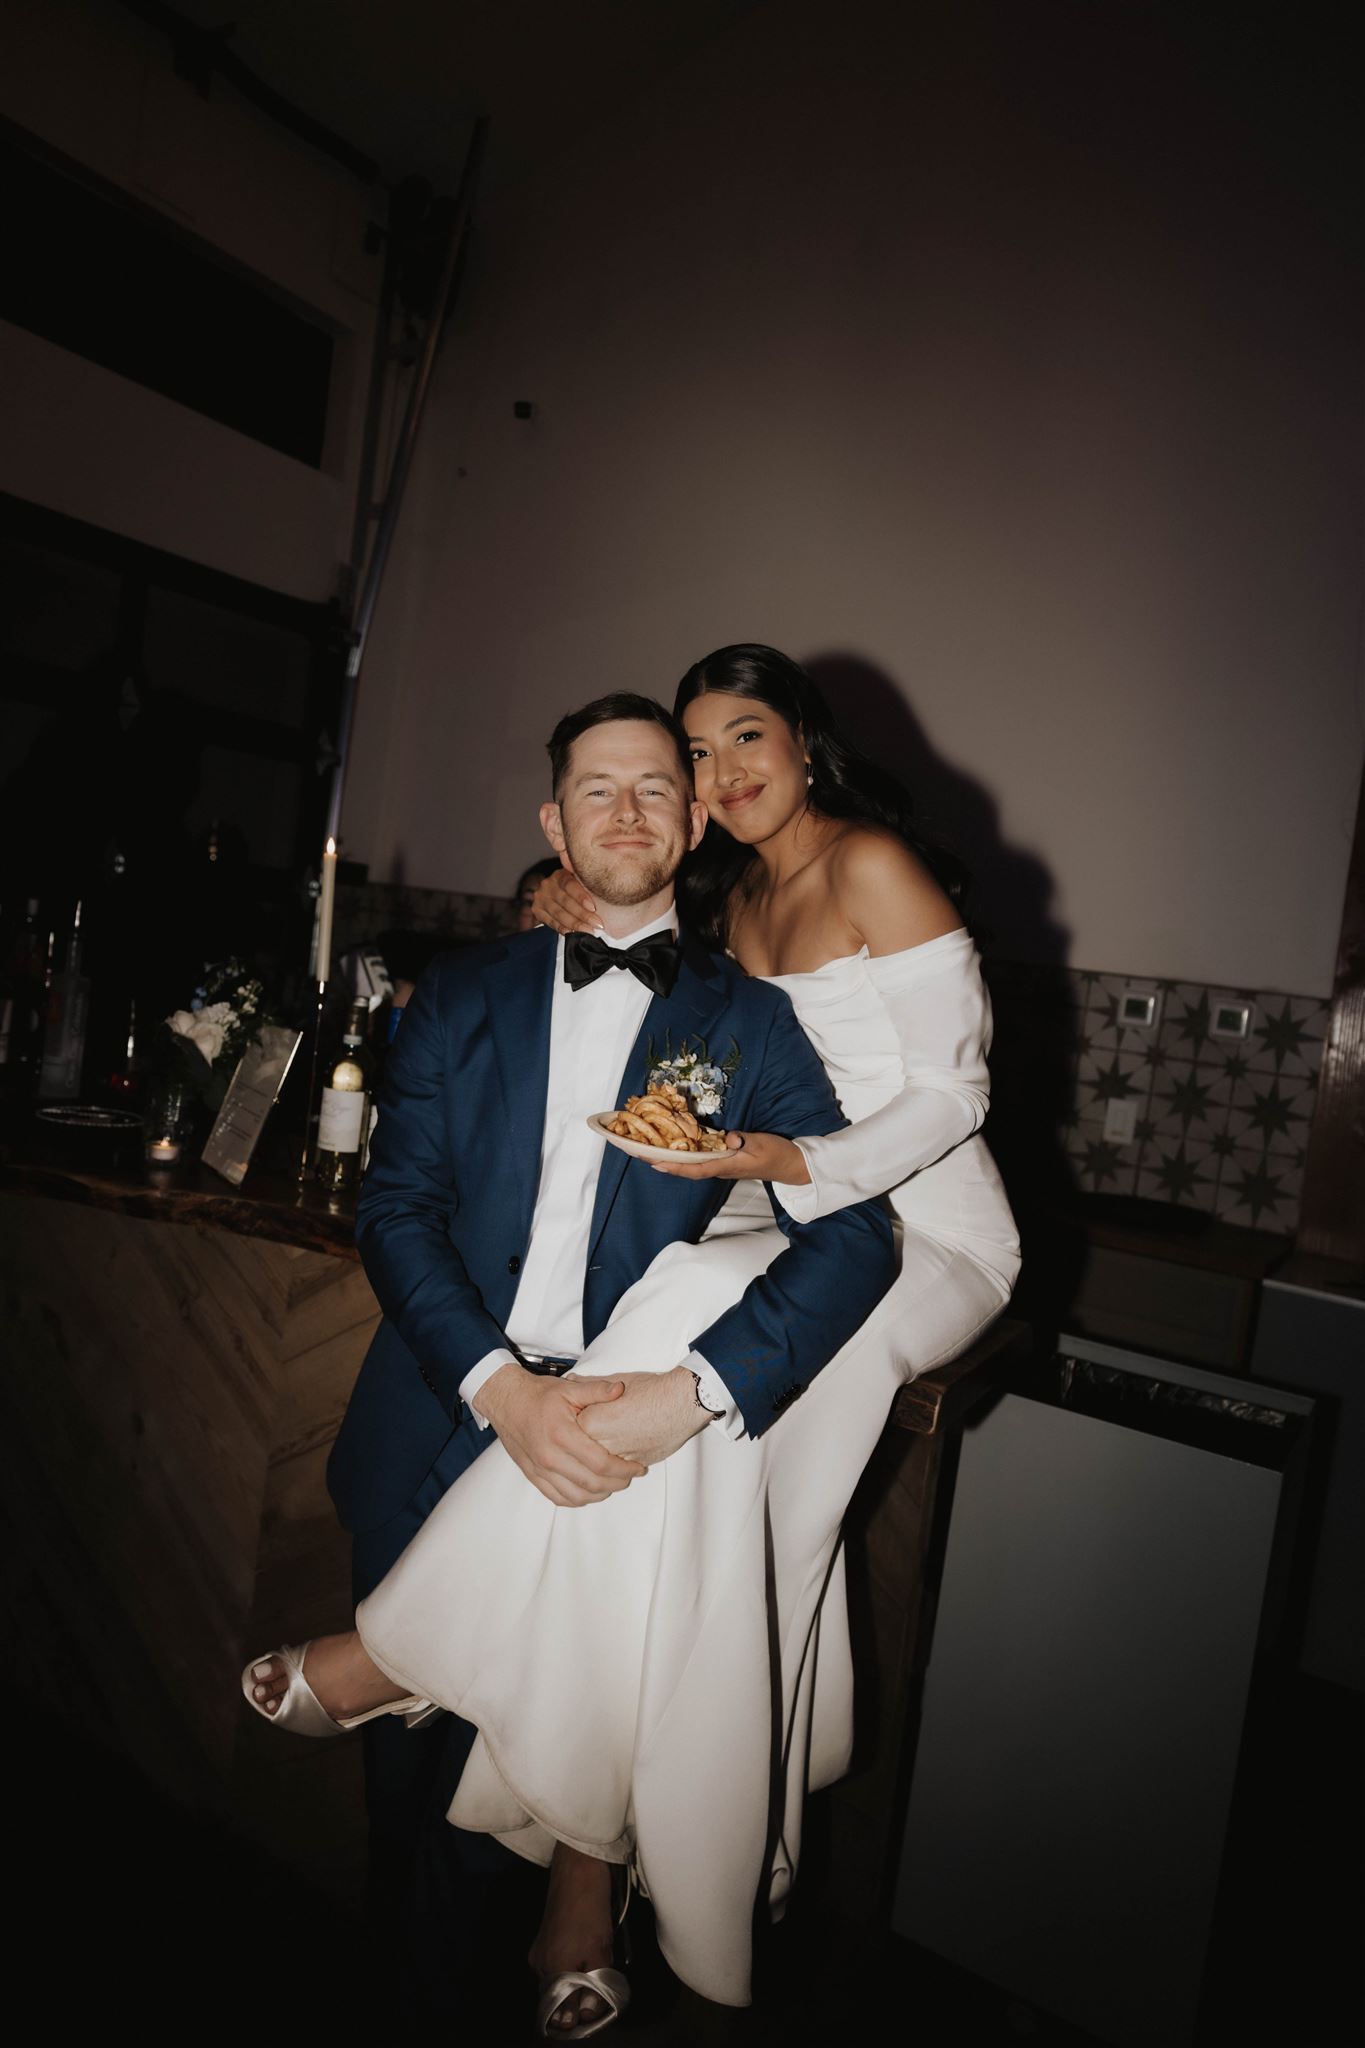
[344,0,1361,995]
[0,0,383,599]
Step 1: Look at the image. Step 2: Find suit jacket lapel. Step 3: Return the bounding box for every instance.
[586,928,730,1265]
[487,927,556,1233]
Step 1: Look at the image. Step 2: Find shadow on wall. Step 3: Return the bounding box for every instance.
[807,652,1083,1330]
[805,652,1068,966]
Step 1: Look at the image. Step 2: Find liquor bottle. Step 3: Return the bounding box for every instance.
[104,994,139,1102]
[315,1000,373,1195]
[3,898,48,1083]
[85,841,138,1101]
[0,903,11,1069]
[39,901,92,1100]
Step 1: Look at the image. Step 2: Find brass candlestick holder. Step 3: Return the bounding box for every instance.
[296,977,328,1184]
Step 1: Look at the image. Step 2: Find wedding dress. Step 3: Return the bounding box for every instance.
[357,927,1019,2006]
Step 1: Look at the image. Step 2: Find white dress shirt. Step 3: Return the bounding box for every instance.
[459,907,740,1434]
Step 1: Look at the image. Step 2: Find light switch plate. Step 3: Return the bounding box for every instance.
[1103,1098,1139,1144]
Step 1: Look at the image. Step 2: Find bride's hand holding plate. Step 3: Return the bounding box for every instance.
[648,1129,810,1184]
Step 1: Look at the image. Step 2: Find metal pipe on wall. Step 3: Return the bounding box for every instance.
[324,118,489,853]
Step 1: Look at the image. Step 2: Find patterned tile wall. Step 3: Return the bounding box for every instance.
[333,881,515,964]
[1061,970,1326,1232]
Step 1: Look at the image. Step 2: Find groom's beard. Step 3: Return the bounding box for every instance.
[561,830,680,909]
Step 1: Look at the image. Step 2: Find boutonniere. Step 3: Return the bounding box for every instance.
[645,1032,741,1121]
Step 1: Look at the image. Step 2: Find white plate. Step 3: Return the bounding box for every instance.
[587,1111,725,1164]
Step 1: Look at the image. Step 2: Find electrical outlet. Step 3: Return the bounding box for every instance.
[1210,1001,1253,1040]
[1119,988,1160,1029]
[1104,1098,1138,1144]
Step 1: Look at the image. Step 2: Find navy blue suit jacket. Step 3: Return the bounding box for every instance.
[327,924,896,1533]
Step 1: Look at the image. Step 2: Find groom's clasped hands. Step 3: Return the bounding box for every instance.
[475,1361,713,1508]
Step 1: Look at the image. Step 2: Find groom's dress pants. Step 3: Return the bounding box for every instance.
[350,1413,526,2024]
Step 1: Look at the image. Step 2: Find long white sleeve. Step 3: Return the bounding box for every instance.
[774,930,991,1224]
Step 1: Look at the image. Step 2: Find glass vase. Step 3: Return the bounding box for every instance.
[144,1077,190,1166]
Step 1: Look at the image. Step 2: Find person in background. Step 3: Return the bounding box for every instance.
[513,856,563,933]
[376,929,448,1020]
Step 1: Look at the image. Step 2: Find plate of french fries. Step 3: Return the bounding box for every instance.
[590,1081,730,1160]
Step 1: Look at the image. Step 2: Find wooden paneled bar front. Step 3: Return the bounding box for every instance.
[0,1155,375,1900]
[0,1149,1028,1915]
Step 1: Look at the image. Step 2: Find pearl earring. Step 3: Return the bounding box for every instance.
[805,763,813,786]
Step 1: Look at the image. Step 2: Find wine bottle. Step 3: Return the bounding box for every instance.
[38,901,92,1100]
[315,1000,373,1195]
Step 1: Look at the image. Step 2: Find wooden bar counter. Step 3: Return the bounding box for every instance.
[0,1127,377,1901]
[0,1116,1030,1921]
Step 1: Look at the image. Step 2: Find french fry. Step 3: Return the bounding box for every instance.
[605,1082,727,1154]
[635,1106,688,1144]
[614,1111,662,1144]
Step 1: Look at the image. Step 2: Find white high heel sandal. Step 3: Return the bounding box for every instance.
[535,1862,633,2041]
[240,1641,440,1736]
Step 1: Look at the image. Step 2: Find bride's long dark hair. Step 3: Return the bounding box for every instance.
[673,643,967,950]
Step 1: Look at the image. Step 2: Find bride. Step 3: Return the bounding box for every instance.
[244,644,1019,2034]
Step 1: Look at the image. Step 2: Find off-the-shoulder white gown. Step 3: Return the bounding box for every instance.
[357,929,1019,2006]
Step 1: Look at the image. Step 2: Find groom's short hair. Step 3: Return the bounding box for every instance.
[547,693,693,797]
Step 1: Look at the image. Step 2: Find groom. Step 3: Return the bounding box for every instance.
[327,692,896,2016]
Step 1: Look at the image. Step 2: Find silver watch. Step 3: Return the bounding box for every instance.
[689,1369,724,1418]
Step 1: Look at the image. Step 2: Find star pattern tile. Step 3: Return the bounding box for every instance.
[1216,1156,1291,1227]
[333,879,522,970]
[1248,996,1330,1078]
[1089,1056,1142,1103]
[1056,962,1323,1233]
[1171,991,1213,1053]
[1148,1143,1214,1203]
[1225,1069,1317,1155]
[1153,1069,1221,1130]
[1079,1137,1131,1190]
[1240,1079,1309,1143]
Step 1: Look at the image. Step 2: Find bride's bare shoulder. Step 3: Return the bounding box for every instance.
[828,826,961,953]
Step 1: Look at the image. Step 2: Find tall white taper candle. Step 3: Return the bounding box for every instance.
[317,836,337,984]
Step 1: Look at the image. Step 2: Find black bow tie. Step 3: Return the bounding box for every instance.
[564,929,680,997]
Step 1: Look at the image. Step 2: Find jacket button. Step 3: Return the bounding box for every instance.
[507,1254,521,1274]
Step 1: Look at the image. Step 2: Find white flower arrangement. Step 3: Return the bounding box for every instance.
[167,1000,235,1067]
[159,958,273,1108]
[645,1033,741,1121]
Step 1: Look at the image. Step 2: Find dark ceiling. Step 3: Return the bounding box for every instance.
[170,0,767,195]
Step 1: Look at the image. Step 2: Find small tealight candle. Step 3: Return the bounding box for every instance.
[147,1136,182,1165]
